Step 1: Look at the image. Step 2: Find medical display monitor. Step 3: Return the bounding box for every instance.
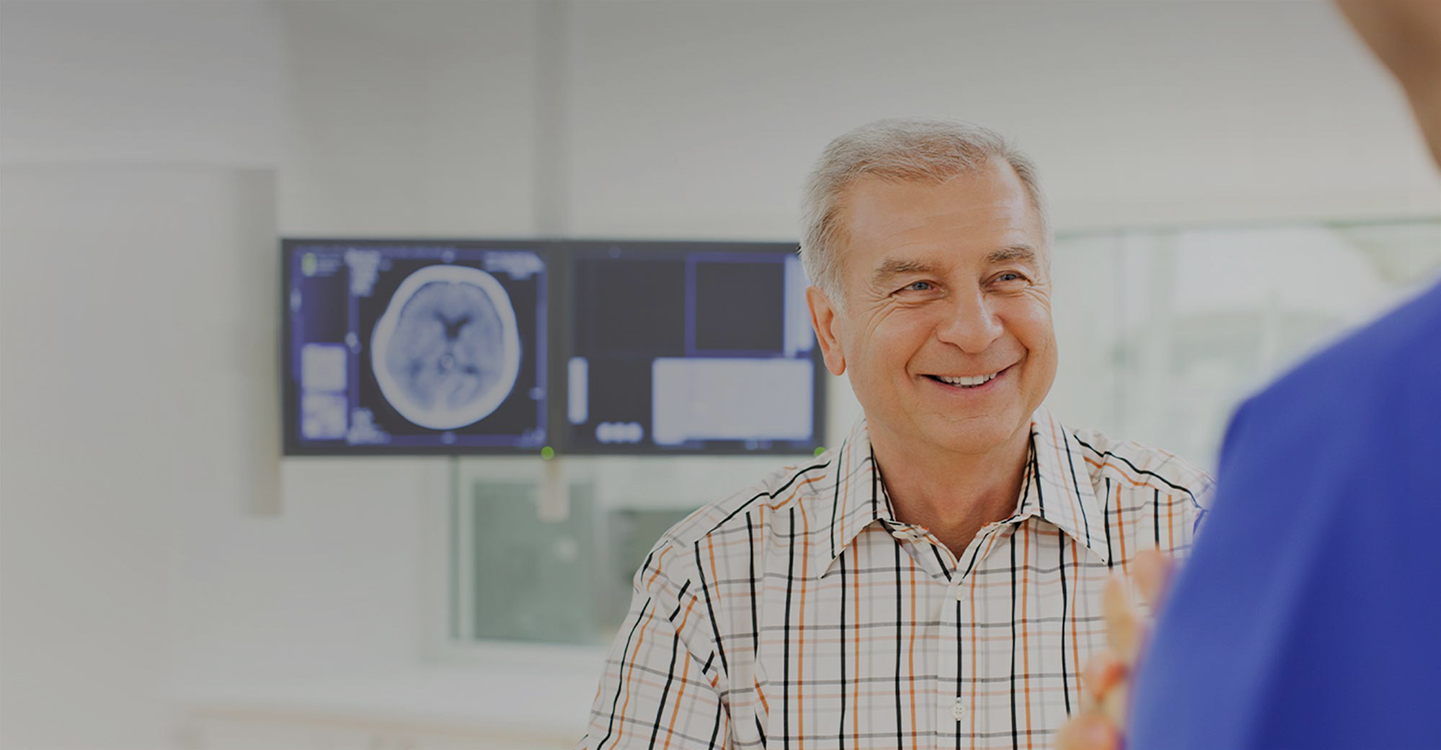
[283,239,549,455]
[560,242,824,455]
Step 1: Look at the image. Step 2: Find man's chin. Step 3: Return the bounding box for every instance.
[921,419,1019,457]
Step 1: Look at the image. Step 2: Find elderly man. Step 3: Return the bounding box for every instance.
[577,120,1211,749]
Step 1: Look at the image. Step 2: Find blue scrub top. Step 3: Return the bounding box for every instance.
[1128,281,1441,750]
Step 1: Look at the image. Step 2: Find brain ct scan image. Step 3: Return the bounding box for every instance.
[284,240,548,455]
[370,265,521,430]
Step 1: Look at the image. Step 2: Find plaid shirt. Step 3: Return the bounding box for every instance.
[579,408,1212,750]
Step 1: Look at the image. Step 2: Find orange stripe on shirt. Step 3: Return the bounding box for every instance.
[645,546,674,589]
[662,639,692,750]
[613,597,663,748]
[1167,493,1176,550]
[1081,456,1173,494]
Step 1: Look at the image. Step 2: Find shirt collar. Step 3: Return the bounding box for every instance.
[1022,407,1111,564]
[817,407,1110,577]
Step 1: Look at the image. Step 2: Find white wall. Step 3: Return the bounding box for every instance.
[275,1,541,236]
[563,0,1438,238]
[0,166,279,748]
[1,1,1438,748]
[0,1,287,165]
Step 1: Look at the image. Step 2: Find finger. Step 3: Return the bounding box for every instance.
[1134,549,1174,610]
[1056,713,1122,750]
[1099,676,1131,730]
[1103,575,1144,665]
[1081,650,1127,701]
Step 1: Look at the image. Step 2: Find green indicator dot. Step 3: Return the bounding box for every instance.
[813,446,826,457]
[540,446,555,460]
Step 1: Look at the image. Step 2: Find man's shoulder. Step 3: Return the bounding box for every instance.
[652,454,836,554]
[1067,424,1215,508]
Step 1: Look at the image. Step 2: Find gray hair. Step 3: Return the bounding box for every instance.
[798,118,1049,307]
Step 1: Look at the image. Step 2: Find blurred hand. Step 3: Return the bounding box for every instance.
[1055,549,1174,750]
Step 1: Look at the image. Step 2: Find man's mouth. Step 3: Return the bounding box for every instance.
[925,368,1006,389]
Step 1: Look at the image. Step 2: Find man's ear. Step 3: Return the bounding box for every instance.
[806,285,846,377]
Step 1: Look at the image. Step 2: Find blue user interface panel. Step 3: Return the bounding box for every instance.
[283,240,548,455]
[561,242,824,455]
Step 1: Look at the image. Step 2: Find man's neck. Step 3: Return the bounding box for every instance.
[868,422,1032,559]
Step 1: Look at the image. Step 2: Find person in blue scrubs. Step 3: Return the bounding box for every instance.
[1129,0,1441,748]
[1057,1,1441,749]
[1128,280,1441,750]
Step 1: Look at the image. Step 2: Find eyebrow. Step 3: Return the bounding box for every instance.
[986,244,1040,265]
[871,258,937,284]
[870,245,1042,285]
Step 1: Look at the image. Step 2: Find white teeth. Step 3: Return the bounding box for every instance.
[937,371,999,387]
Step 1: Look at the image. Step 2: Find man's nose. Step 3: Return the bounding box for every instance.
[935,290,1003,353]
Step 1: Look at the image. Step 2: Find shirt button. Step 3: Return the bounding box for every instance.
[952,697,965,721]
[952,584,964,602]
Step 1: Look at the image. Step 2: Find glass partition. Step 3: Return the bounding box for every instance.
[452,218,1440,646]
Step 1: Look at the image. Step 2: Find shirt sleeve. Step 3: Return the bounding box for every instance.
[576,542,730,750]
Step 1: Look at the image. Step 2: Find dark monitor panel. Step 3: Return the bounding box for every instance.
[560,242,825,455]
[283,239,549,455]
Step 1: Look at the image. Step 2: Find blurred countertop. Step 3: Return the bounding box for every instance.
[174,653,605,741]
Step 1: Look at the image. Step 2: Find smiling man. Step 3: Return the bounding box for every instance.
[577,120,1212,750]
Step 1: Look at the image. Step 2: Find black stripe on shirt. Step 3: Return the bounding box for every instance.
[1027,435,1041,514]
[707,699,724,750]
[596,596,652,750]
[747,513,759,653]
[648,631,682,748]
[1061,428,1093,544]
[829,437,848,560]
[1073,437,1202,508]
[1058,535,1072,714]
[1153,488,1161,546]
[782,507,797,748]
[668,580,692,621]
[695,543,731,678]
[1102,478,1114,570]
[956,597,965,750]
[838,544,849,749]
[1009,538,1020,750]
[704,459,832,538]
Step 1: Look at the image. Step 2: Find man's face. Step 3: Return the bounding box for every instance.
[808,162,1057,458]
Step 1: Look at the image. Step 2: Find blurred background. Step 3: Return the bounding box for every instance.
[1,1,1437,748]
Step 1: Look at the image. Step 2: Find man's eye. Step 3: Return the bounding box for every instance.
[995,272,1027,283]
[901,281,933,293]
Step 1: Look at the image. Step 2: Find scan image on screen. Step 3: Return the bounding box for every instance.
[370,265,522,430]
[283,240,548,455]
[560,242,824,455]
